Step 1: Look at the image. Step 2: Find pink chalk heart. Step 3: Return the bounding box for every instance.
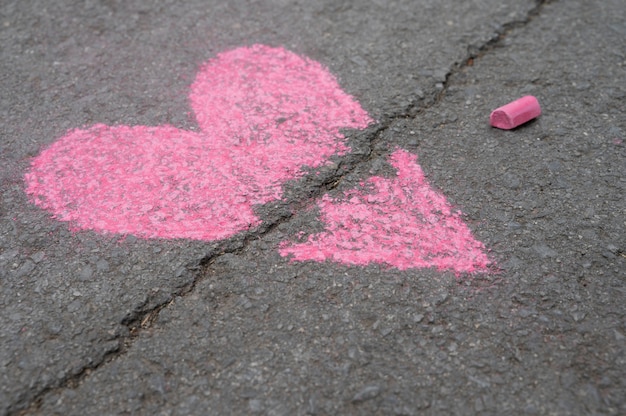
[24,44,372,240]
[279,149,491,273]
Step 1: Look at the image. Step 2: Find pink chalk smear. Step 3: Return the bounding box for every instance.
[279,149,491,273]
[24,45,372,240]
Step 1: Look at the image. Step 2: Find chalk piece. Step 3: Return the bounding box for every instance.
[490,95,541,130]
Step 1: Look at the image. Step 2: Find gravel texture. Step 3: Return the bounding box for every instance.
[1,0,624,415]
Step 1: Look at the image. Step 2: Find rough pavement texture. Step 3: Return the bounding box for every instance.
[0,0,539,412]
[1,0,624,415]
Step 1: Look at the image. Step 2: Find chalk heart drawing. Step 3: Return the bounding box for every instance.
[279,149,490,273]
[25,44,490,273]
[25,44,371,240]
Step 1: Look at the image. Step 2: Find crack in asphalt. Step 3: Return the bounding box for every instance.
[13,1,554,414]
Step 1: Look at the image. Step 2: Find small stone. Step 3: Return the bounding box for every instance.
[602,251,616,259]
[474,397,484,412]
[506,221,522,230]
[502,173,521,189]
[433,68,449,82]
[238,295,253,309]
[96,259,110,272]
[30,251,46,263]
[46,322,63,335]
[79,266,93,281]
[352,385,381,403]
[15,260,36,278]
[249,399,263,413]
[0,249,19,261]
[519,308,534,318]
[67,299,82,313]
[533,244,558,259]
[468,375,490,388]
[307,395,318,415]
[571,311,586,322]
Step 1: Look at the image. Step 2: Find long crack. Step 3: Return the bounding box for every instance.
[13,1,554,414]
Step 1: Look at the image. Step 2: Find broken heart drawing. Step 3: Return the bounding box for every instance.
[25,44,490,273]
[25,45,371,241]
[279,149,490,273]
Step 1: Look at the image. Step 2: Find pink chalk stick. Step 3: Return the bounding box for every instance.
[490,95,541,129]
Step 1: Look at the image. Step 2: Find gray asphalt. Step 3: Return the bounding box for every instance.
[1,0,624,415]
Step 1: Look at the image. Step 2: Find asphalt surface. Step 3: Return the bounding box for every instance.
[1,0,624,415]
